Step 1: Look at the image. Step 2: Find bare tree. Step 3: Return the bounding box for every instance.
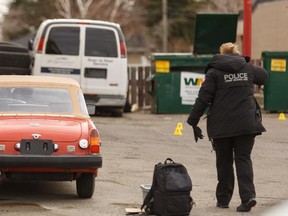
[55,0,93,19]
[54,0,138,38]
[54,0,140,43]
[76,0,93,18]
[56,0,72,18]
[206,0,242,12]
[86,0,134,21]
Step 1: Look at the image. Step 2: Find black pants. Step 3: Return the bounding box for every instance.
[213,134,256,205]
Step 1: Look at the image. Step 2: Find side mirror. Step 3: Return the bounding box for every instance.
[28,39,34,51]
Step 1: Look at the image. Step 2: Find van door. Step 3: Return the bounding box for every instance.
[34,25,82,83]
[81,26,127,98]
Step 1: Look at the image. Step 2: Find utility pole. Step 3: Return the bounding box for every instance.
[162,0,168,52]
[243,0,252,57]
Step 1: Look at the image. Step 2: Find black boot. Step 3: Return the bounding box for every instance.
[216,202,229,208]
[236,198,257,212]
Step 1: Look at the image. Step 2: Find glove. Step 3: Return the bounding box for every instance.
[243,55,250,63]
[192,126,204,142]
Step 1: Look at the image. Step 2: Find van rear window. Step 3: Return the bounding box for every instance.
[46,27,80,55]
[85,28,118,57]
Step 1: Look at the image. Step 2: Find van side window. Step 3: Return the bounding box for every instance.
[85,28,117,57]
[46,27,80,55]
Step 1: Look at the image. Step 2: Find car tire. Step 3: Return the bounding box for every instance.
[76,173,95,198]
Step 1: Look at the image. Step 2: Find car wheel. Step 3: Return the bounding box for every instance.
[76,173,95,198]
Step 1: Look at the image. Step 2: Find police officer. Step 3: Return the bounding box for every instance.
[187,42,268,212]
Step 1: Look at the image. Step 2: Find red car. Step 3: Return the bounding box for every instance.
[0,75,102,198]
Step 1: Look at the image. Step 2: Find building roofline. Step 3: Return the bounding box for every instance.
[239,0,284,20]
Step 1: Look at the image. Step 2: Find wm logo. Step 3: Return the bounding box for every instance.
[184,77,203,86]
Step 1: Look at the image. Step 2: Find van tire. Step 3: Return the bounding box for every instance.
[112,107,124,117]
[124,100,131,113]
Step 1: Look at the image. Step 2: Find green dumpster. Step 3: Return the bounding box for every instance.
[150,54,211,114]
[149,13,238,114]
[262,52,288,112]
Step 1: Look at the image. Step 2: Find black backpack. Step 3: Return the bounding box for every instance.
[141,158,193,216]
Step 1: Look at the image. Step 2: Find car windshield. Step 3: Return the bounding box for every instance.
[0,87,73,113]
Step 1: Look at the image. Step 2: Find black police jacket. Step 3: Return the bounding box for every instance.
[187,54,268,139]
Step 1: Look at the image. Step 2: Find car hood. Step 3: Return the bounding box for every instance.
[0,117,82,142]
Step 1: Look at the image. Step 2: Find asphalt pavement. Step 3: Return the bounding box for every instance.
[94,110,288,216]
[0,111,287,216]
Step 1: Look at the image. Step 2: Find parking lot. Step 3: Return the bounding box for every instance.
[0,111,287,215]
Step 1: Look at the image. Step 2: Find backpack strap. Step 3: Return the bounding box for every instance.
[141,163,159,210]
[141,185,153,210]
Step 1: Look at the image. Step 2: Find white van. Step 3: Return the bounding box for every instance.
[29,19,128,116]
